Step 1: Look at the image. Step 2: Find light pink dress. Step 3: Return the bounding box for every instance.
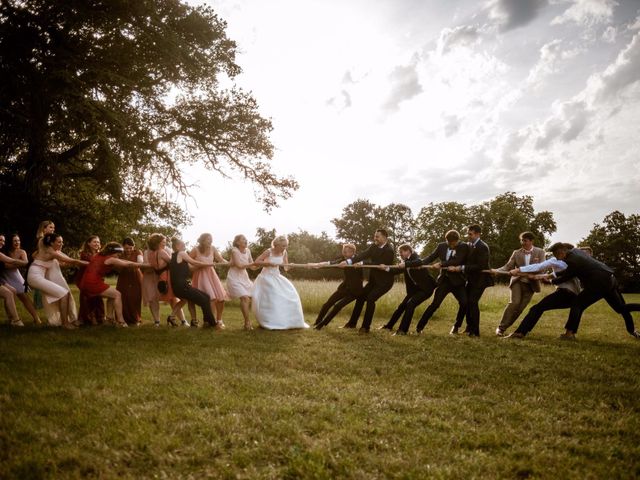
[191,249,229,301]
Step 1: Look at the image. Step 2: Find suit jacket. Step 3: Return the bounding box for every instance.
[497,246,546,292]
[464,239,494,289]
[553,248,614,290]
[405,242,469,287]
[351,242,395,287]
[330,256,364,296]
[390,252,436,295]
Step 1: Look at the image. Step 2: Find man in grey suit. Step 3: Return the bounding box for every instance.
[494,231,546,336]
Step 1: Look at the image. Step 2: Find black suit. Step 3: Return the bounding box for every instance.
[553,249,635,334]
[406,242,469,332]
[344,242,395,330]
[383,252,437,333]
[454,239,494,335]
[314,256,364,329]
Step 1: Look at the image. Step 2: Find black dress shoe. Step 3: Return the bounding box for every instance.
[466,331,479,337]
[392,330,407,336]
[449,326,459,335]
[358,327,370,334]
[632,330,640,339]
[415,329,423,335]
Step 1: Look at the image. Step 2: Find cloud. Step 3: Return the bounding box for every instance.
[488,0,549,32]
[442,114,461,137]
[594,31,640,101]
[437,25,482,54]
[602,25,617,43]
[551,0,617,27]
[499,129,529,169]
[381,61,423,113]
[534,100,591,149]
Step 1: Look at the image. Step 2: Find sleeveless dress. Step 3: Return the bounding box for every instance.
[191,250,229,301]
[76,251,105,324]
[141,249,177,304]
[27,259,78,326]
[251,252,308,330]
[0,267,26,294]
[78,255,111,297]
[116,249,143,324]
[226,247,254,298]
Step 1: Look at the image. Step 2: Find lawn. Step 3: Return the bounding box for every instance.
[1,281,639,479]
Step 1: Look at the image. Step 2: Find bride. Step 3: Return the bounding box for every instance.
[251,235,309,330]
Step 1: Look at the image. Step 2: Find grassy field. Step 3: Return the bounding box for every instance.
[1,281,640,479]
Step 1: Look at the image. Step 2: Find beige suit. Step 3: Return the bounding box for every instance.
[497,247,546,332]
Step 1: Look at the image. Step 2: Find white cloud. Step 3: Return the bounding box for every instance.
[381,61,423,113]
[551,0,617,27]
[442,114,461,137]
[437,25,482,54]
[488,0,549,32]
[593,31,640,100]
[602,25,617,43]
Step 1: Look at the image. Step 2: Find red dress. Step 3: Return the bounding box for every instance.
[76,252,106,324]
[78,255,112,297]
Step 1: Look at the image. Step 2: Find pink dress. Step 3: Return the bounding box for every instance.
[191,249,229,301]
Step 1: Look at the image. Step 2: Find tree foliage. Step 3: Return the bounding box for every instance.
[581,211,640,292]
[0,0,297,250]
[331,199,385,250]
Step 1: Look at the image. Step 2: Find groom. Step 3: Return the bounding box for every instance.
[341,229,395,333]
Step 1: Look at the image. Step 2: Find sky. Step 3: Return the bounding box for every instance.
[180,0,640,248]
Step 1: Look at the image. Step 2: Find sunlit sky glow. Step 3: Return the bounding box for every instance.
[179,0,640,249]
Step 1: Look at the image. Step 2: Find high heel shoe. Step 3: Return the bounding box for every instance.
[181,319,190,327]
[167,315,178,327]
[215,320,226,330]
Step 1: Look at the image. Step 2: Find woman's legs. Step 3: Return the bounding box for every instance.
[100,288,126,326]
[239,296,252,329]
[17,293,41,324]
[0,285,21,326]
[149,300,160,325]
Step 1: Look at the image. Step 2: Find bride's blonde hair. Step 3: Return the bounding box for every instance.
[271,235,288,249]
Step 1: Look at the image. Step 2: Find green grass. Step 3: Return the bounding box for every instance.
[1,282,640,479]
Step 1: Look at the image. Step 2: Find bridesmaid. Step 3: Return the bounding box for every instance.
[141,233,186,327]
[76,236,106,325]
[188,233,229,328]
[78,242,149,327]
[116,238,143,326]
[32,220,56,309]
[0,234,27,326]
[168,238,217,327]
[1,233,42,324]
[227,234,255,330]
[28,233,87,329]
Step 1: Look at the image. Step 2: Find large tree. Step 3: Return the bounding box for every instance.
[468,192,556,267]
[0,0,297,248]
[331,199,385,250]
[414,201,470,256]
[581,211,640,292]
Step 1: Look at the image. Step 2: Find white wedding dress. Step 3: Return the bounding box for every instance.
[251,252,308,330]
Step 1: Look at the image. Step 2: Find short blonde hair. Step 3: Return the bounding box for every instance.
[233,234,247,248]
[342,243,356,253]
[271,235,288,248]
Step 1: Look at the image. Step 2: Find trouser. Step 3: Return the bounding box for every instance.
[385,289,433,333]
[416,280,467,332]
[173,285,215,325]
[498,281,535,331]
[345,280,394,330]
[565,275,635,334]
[514,288,576,335]
[315,290,357,328]
[454,283,487,335]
